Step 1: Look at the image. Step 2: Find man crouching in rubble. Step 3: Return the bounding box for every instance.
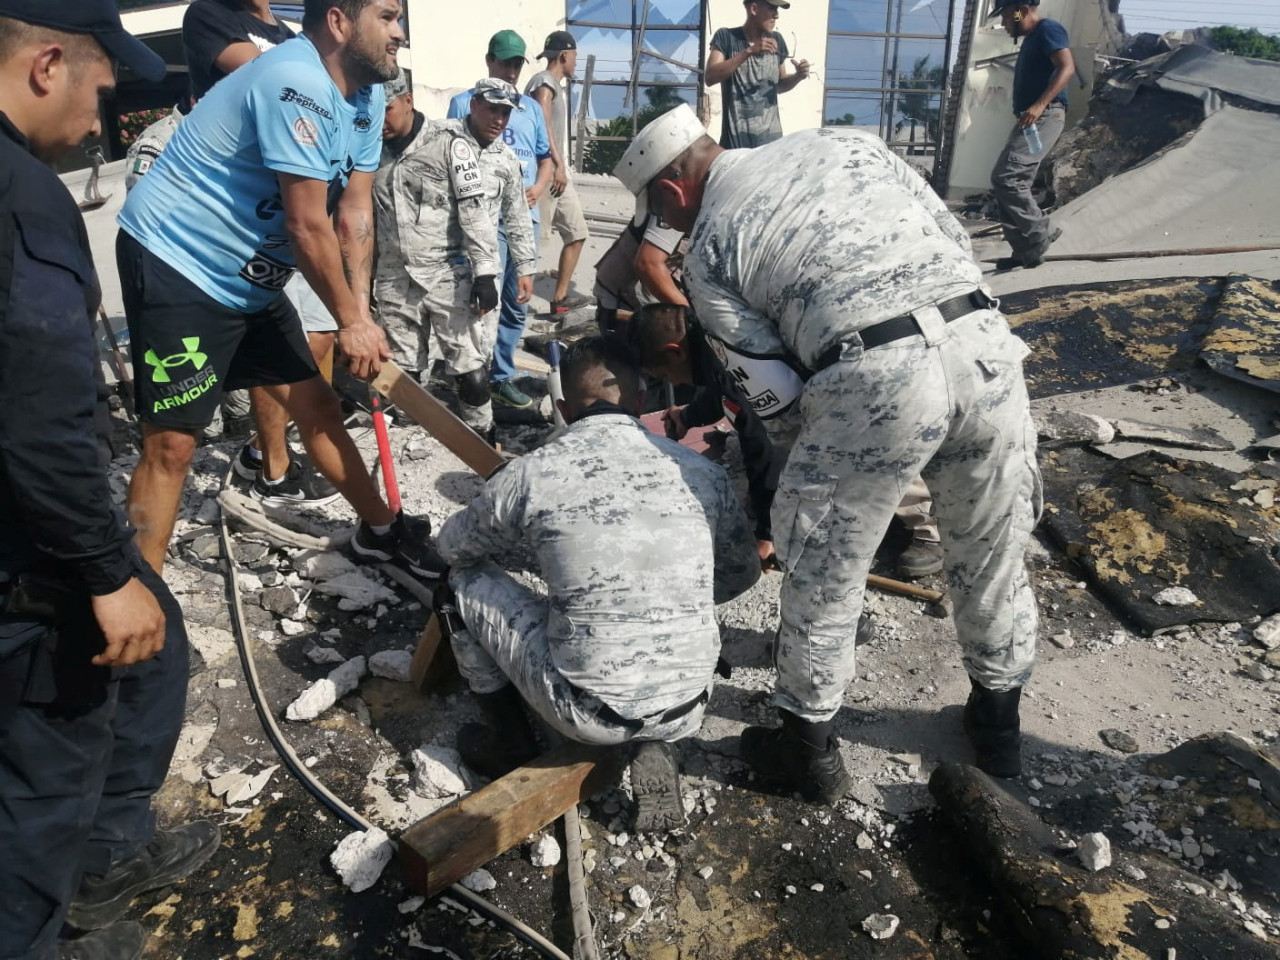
[615,106,1043,803]
[433,336,760,831]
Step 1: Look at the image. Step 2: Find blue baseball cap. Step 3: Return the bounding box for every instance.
[0,0,167,83]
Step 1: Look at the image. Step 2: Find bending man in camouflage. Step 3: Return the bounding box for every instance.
[434,336,760,831]
[616,106,1043,799]
[374,75,535,439]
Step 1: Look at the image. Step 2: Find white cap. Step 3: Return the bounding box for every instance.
[612,104,707,225]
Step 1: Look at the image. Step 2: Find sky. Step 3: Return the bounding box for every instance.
[1118,0,1280,35]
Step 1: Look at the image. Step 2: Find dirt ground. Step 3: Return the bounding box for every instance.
[103,358,1280,959]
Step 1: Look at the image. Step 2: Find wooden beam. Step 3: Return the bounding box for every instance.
[370,361,506,478]
[398,744,625,898]
[867,573,945,603]
[409,612,459,691]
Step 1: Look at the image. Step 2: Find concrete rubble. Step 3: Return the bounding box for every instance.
[330,827,394,893]
[285,656,367,721]
[411,744,470,799]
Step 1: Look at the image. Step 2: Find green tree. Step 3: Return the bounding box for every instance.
[1209,26,1280,62]
[582,86,691,175]
[892,54,946,145]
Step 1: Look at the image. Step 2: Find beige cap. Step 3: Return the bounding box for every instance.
[612,104,707,224]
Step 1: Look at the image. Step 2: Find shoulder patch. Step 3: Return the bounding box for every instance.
[449,137,484,200]
[292,116,319,147]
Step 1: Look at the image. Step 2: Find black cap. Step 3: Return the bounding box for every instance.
[0,0,167,82]
[537,30,576,59]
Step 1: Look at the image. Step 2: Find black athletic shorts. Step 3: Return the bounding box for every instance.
[116,230,319,430]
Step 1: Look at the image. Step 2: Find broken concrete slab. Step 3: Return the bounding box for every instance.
[285,656,367,721]
[1200,276,1280,395]
[1034,408,1116,445]
[1040,448,1280,633]
[1110,418,1233,451]
[368,650,413,683]
[295,550,358,581]
[412,744,470,800]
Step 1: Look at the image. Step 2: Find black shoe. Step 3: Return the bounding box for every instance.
[249,459,341,508]
[456,685,540,779]
[233,439,262,481]
[740,710,852,805]
[1021,226,1062,269]
[188,643,206,678]
[993,256,1023,272]
[896,538,944,579]
[350,512,447,580]
[631,740,684,833]
[58,921,145,960]
[66,821,222,931]
[963,677,1023,778]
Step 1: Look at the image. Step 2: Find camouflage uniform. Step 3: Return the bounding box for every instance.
[435,410,760,744]
[124,106,182,192]
[685,127,1043,722]
[373,118,535,432]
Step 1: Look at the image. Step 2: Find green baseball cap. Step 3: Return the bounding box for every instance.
[487,29,527,62]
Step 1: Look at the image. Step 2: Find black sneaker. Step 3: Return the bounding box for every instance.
[631,740,684,833]
[58,921,145,960]
[350,512,447,580]
[233,439,262,481]
[249,459,341,508]
[66,821,222,931]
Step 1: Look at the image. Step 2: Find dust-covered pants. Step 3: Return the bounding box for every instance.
[374,261,499,431]
[0,558,188,960]
[447,562,705,745]
[772,307,1042,722]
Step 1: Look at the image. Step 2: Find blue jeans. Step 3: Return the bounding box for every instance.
[491,219,541,385]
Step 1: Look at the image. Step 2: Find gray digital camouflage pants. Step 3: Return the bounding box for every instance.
[772,307,1043,722]
[374,262,498,432]
[448,562,706,745]
[990,103,1066,260]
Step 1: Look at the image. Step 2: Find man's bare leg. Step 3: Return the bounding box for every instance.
[552,239,585,303]
[127,425,199,573]
[264,376,394,526]
[250,332,336,482]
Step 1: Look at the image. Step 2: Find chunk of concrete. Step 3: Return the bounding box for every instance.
[330,827,393,893]
[460,869,497,892]
[861,914,900,940]
[305,642,347,665]
[1111,419,1233,452]
[1035,409,1116,445]
[412,744,470,799]
[1254,614,1280,650]
[312,571,398,610]
[1079,832,1113,872]
[296,551,358,581]
[369,650,413,682]
[1153,587,1199,606]
[530,834,561,868]
[285,656,367,721]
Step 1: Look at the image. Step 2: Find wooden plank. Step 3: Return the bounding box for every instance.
[409,612,458,691]
[398,743,625,898]
[370,361,505,478]
[866,573,945,603]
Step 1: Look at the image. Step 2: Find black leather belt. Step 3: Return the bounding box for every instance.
[811,289,998,374]
[590,687,709,732]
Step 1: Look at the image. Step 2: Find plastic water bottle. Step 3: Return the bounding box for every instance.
[1022,124,1043,156]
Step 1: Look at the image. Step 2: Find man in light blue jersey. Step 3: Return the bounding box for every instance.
[118,0,443,581]
[447,30,552,413]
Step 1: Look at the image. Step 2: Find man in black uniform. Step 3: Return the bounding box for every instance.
[0,3,219,958]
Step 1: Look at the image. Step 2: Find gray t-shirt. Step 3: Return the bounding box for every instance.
[525,69,568,158]
[710,27,789,149]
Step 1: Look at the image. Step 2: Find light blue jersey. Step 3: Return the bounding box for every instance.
[447,89,549,224]
[120,35,384,312]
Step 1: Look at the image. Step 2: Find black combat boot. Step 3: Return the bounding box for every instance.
[630,740,684,834]
[456,685,541,780]
[963,677,1023,778]
[58,921,145,960]
[67,822,221,930]
[740,710,853,805]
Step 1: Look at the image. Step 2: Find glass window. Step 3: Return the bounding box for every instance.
[829,0,951,36]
